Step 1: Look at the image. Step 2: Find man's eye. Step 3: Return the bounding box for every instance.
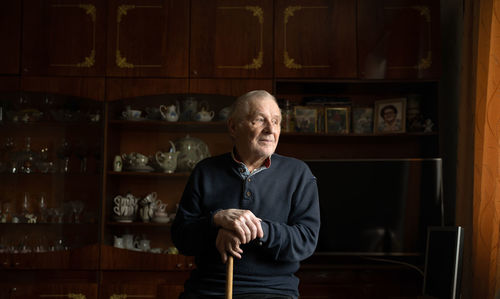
[255,117,265,123]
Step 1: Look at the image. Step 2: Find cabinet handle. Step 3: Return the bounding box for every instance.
[187,263,193,268]
[2,261,8,266]
[14,262,20,266]
[176,263,182,268]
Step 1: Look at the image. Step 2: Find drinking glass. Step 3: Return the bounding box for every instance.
[56,139,71,173]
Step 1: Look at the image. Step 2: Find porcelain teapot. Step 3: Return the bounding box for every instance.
[160,103,180,122]
[175,135,211,172]
[155,141,179,173]
[194,108,215,122]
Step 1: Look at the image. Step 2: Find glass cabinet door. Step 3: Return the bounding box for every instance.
[0,92,103,270]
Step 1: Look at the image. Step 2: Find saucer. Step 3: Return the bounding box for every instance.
[122,116,147,121]
[113,215,134,223]
[127,165,154,172]
[152,216,170,224]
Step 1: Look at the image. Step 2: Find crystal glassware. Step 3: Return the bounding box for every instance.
[56,139,71,173]
[74,140,89,173]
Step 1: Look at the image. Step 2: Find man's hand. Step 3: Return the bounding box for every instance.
[213,209,263,244]
[216,228,243,263]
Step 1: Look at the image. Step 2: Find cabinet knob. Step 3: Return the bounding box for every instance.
[11,287,17,292]
[176,263,182,269]
[14,261,20,266]
[192,70,198,76]
[187,263,193,268]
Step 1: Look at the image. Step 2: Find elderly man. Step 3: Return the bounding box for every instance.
[171,90,320,299]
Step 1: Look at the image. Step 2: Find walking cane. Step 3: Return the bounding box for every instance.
[226,255,234,299]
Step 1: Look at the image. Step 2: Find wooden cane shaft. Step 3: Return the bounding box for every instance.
[226,256,234,299]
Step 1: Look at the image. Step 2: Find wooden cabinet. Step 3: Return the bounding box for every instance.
[0,1,21,75]
[0,271,98,299]
[100,271,190,299]
[189,79,273,97]
[190,0,274,78]
[22,0,107,76]
[274,0,357,78]
[106,0,189,77]
[357,0,440,79]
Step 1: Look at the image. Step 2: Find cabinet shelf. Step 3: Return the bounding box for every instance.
[107,221,171,227]
[280,131,438,143]
[108,120,227,132]
[0,121,102,129]
[0,222,98,226]
[107,171,190,178]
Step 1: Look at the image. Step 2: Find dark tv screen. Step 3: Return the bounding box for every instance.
[305,158,443,255]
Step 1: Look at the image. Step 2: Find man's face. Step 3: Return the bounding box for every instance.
[230,96,282,161]
[383,108,396,123]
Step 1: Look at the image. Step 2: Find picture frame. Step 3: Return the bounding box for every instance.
[352,107,374,134]
[325,107,350,134]
[374,98,407,134]
[294,106,318,133]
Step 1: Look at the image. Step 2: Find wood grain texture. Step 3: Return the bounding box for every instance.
[274,0,357,78]
[190,0,273,78]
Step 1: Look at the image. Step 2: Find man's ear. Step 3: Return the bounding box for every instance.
[228,118,237,138]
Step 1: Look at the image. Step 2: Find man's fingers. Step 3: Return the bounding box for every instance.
[256,219,264,239]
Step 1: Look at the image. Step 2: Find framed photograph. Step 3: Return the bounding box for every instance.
[294,106,318,133]
[374,98,407,134]
[325,107,350,134]
[352,107,373,134]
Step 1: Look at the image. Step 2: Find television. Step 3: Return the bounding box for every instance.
[305,158,444,256]
[423,226,464,299]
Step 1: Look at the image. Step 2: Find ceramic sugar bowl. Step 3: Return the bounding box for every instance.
[155,141,178,173]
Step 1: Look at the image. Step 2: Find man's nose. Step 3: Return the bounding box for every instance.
[263,119,277,133]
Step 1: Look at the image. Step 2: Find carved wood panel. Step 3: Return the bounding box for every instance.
[274,0,357,78]
[0,0,21,75]
[106,0,189,77]
[22,0,106,76]
[190,0,273,78]
[358,0,440,79]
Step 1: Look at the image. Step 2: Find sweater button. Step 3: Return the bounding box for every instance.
[247,178,251,182]
[246,191,251,197]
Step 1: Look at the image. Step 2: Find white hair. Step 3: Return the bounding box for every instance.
[228,90,277,122]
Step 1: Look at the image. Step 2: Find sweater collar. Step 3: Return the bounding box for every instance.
[231,147,271,171]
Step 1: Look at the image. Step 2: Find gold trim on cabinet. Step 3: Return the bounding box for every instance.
[49,4,96,68]
[115,5,162,68]
[283,6,330,70]
[216,6,264,70]
[39,294,86,299]
[384,6,432,70]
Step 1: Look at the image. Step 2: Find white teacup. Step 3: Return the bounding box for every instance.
[122,109,142,120]
[123,234,136,249]
[114,236,124,249]
[138,239,151,252]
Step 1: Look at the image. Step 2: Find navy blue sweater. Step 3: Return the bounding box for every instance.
[171,153,320,298]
